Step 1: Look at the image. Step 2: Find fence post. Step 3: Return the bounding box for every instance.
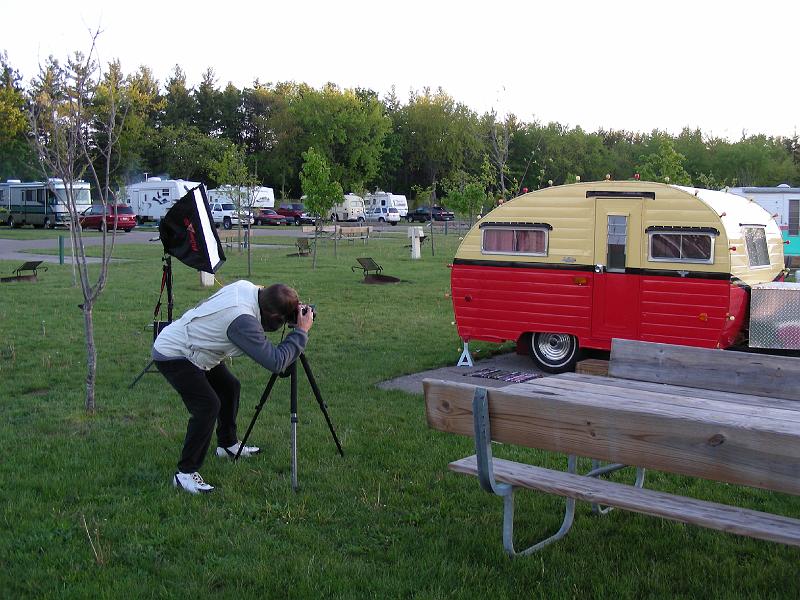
[59,235,64,265]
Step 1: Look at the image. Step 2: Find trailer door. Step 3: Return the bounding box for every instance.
[591,199,643,341]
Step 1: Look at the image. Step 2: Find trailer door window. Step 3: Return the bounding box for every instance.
[649,233,713,263]
[606,215,628,272]
[482,227,548,256]
[790,200,799,237]
[743,226,770,267]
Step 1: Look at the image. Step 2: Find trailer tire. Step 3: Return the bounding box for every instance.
[43,217,52,229]
[7,215,15,228]
[529,332,579,373]
[223,217,232,230]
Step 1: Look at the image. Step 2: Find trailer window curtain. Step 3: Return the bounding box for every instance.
[790,200,799,237]
[482,227,547,255]
[743,227,770,267]
[649,233,713,263]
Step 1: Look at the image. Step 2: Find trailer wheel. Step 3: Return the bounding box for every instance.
[43,217,52,229]
[223,217,232,230]
[529,332,579,373]
[7,215,14,228]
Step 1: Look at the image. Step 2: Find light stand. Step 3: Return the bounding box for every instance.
[236,352,344,491]
[129,255,174,388]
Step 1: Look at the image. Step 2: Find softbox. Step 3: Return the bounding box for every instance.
[159,185,226,273]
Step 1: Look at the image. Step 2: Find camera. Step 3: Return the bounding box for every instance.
[289,304,316,328]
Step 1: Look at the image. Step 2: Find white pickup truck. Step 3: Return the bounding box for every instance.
[210,202,254,229]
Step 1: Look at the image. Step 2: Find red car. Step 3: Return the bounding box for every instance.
[253,208,289,226]
[79,204,137,232]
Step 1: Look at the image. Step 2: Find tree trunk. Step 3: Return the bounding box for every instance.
[83,305,97,413]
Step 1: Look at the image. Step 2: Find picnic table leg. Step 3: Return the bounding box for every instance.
[587,460,646,515]
[473,387,577,557]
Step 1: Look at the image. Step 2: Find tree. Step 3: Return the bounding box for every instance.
[28,40,128,413]
[299,147,342,268]
[210,145,260,275]
[0,52,38,180]
[634,137,692,185]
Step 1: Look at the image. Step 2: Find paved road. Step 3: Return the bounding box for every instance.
[0,221,472,264]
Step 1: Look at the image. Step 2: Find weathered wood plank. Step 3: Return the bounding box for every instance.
[609,339,800,401]
[551,373,800,413]
[423,378,800,495]
[504,376,800,424]
[450,455,800,547]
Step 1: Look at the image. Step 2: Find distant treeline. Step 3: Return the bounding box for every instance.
[2,55,799,204]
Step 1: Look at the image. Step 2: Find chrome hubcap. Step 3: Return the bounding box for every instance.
[535,334,574,362]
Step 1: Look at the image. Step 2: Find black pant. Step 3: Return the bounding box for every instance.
[155,359,241,473]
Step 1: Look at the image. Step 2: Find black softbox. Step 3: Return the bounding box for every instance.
[159,185,226,273]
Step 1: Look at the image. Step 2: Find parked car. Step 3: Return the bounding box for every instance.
[253,208,288,226]
[210,202,253,230]
[79,204,137,232]
[365,206,400,225]
[276,202,314,225]
[407,206,455,222]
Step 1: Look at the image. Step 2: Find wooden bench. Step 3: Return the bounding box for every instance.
[219,233,248,249]
[424,339,800,556]
[335,225,371,244]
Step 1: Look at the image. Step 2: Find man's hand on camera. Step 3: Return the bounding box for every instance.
[295,304,314,333]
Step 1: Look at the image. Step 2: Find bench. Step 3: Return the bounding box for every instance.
[219,233,248,249]
[424,339,800,556]
[1,260,48,283]
[295,238,312,256]
[351,257,382,278]
[335,225,371,244]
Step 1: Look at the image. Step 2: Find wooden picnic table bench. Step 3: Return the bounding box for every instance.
[424,339,800,556]
[335,225,372,244]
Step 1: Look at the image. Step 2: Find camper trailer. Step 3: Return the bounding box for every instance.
[0,179,92,228]
[363,190,408,218]
[726,185,800,267]
[329,193,366,221]
[451,181,787,372]
[126,178,201,223]
[207,185,275,210]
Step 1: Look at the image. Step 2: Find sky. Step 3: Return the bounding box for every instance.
[3,0,798,140]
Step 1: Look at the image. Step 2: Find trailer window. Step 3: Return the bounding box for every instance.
[482,227,548,256]
[790,200,799,237]
[743,227,770,267]
[649,233,713,263]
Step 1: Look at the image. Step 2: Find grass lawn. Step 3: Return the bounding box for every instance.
[0,231,798,599]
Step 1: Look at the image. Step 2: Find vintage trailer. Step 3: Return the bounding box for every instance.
[451,181,786,372]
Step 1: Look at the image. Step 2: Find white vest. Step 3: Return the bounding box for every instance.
[154,280,261,370]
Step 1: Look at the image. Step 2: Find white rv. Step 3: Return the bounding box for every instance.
[329,193,366,221]
[207,185,275,210]
[726,184,800,266]
[125,177,201,223]
[0,178,92,228]
[363,190,408,218]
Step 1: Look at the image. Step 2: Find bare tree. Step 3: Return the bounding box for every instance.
[28,35,127,413]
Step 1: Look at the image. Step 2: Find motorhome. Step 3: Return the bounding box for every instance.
[207,185,275,210]
[363,190,408,218]
[726,185,800,266]
[329,193,366,222]
[451,181,787,372]
[0,179,92,228]
[125,177,201,223]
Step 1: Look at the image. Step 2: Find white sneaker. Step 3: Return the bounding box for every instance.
[173,471,214,494]
[216,441,261,459]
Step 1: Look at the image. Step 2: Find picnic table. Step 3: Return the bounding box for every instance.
[425,339,800,556]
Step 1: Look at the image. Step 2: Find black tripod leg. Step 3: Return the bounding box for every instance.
[129,360,155,389]
[236,371,280,461]
[299,353,344,456]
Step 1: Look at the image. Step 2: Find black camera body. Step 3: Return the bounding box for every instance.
[289,304,316,328]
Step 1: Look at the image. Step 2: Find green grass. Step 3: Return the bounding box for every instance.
[1,233,798,599]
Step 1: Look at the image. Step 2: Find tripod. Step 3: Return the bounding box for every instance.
[237,352,344,491]
[129,255,174,388]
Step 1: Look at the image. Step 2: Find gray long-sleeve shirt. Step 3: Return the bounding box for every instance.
[153,314,307,373]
